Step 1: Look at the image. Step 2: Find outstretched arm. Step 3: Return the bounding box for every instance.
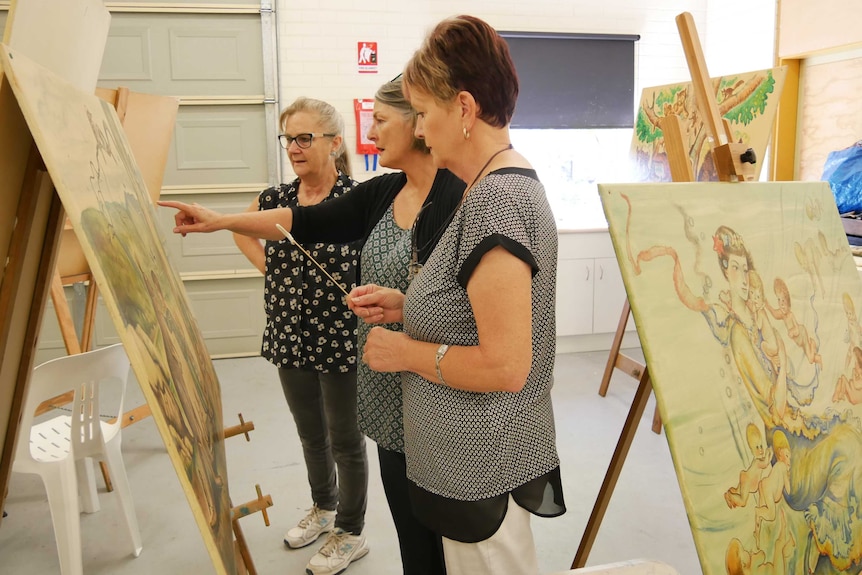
[158,199,293,241]
[233,198,266,273]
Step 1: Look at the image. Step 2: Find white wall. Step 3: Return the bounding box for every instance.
[275,0,776,182]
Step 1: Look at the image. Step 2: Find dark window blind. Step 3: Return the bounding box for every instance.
[500,32,639,129]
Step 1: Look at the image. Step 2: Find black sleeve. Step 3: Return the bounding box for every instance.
[456,234,539,288]
[290,174,403,246]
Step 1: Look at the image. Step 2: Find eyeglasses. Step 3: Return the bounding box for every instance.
[278,133,335,149]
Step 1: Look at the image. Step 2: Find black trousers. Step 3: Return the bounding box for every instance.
[378,445,446,575]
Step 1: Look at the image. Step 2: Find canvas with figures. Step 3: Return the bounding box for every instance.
[600,181,862,575]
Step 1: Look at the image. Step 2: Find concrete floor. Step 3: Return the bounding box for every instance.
[0,349,702,574]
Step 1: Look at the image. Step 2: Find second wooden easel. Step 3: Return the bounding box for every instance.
[573,11,756,568]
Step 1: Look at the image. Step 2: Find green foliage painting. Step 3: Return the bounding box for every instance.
[631,68,786,182]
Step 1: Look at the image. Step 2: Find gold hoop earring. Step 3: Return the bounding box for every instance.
[463,127,470,140]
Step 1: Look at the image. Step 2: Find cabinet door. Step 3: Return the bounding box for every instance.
[593,256,636,334]
[556,258,594,336]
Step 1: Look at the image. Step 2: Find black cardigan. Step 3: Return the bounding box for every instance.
[290,169,465,266]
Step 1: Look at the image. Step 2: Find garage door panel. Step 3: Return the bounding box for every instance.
[99,13,264,95]
[164,104,269,186]
[157,191,264,274]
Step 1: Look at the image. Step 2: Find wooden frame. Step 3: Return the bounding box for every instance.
[1,44,237,573]
[0,0,110,524]
[770,0,862,181]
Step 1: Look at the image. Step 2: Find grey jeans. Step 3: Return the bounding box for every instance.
[279,368,368,534]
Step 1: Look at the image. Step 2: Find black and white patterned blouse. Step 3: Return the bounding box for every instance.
[258,174,360,373]
[402,168,560,501]
[357,204,412,451]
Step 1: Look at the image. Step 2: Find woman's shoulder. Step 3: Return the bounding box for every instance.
[428,169,466,208]
[433,169,467,194]
[336,172,360,194]
[259,181,298,209]
[357,171,407,192]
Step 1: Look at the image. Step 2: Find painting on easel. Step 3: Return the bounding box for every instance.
[600,181,862,574]
[0,46,236,575]
[631,67,786,182]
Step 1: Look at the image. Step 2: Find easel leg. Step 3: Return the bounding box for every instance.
[598,300,662,434]
[572,367,652,569]
[80,278,98,352]
[232,514,256,575]
[49,271,82,355]
[598,299,631,396]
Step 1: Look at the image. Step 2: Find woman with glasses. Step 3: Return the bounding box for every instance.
[160,81,464,575]
[213,96,369,575]
[353,15,566,575]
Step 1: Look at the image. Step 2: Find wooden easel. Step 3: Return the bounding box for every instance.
[224,413,273,575]
[573,11,756,568]
[3,3,264,571]
[0,0,111,524]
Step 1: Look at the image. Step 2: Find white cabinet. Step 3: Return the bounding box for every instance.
[556,258,594,336]
[593,256,631,334]
[555,231,636,337]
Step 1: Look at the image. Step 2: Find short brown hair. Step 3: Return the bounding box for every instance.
[403,15,518,128]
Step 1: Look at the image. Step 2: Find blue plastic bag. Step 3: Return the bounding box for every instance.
[822,140,862,214]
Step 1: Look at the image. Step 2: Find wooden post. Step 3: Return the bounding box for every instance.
[573,366,652,568]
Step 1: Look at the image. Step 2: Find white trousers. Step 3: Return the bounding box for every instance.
[441,495,539,575]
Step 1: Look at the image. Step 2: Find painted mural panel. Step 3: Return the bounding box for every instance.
[601,181,862,574]
[0,45,236,574]
[631,67,786,182]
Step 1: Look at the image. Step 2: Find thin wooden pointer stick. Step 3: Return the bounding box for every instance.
[275,224,350,297]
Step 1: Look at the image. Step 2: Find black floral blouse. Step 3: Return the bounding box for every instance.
[258,173,360,373]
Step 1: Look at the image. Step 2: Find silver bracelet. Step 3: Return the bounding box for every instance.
[434,344,450,385]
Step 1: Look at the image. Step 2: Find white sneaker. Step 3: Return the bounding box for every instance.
[305,528,369,575]
[283,505,337,549]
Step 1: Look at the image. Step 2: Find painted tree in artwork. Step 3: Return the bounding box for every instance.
[690,70,777,180]
[632,69,780,182]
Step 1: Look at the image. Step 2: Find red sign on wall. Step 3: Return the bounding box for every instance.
[357,42,378,74]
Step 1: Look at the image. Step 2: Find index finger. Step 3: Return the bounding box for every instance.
[157,200,191,211]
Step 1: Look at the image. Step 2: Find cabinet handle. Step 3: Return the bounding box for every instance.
[585,266,590,281]
[599,265,604,280]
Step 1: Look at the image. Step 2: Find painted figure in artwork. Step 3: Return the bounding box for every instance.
[833,346,862,404]
[745,271,782,374]
[766,278,822,366]
[621,195,862,573]
[725,508,795,575]
[724,423,772,509]
[833,292,862,406]
[753,430,791,548]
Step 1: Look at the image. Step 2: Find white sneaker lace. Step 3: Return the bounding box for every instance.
[318,530,348,558]
[298,505,325,529]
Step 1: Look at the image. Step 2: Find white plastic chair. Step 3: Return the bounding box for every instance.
[12,343,142,575]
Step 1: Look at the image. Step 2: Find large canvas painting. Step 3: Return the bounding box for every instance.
[631,67,786,183]
[600,181,862,575]
[0,45,236,574]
